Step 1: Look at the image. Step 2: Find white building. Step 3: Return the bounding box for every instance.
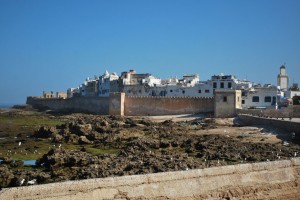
[98,70,119,97]
[241,86,277,109]
[124,73,253,98]
[284,90,300,98]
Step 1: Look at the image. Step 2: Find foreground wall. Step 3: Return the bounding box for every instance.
[26,96,109,114]
[1,158,300,200]
[294,105,300,118]
[124,96,214,116]
[238,114,300,137]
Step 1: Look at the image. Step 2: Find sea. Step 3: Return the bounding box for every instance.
[0,103,20,109]
[0,159,36,166]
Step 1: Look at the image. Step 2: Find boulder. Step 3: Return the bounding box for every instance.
[78,136,92,144]
[51,133,64,143]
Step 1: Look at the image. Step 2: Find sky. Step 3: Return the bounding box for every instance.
[0,0,300,105]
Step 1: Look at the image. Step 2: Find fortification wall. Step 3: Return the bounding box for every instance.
[237,114,300,139]
[109,93,125,116]
[1,158,300,200]
[26,96,109,114]
[124,96,214,116]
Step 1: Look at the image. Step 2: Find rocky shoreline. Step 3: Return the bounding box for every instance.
[1,112,300,188]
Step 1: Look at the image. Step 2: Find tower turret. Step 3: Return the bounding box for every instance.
[277,65,289,90]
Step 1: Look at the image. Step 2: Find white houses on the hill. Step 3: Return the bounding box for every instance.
[66,65,298,110]
[241,85,278,109]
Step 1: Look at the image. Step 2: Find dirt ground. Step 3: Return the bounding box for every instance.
[146,114,291,144]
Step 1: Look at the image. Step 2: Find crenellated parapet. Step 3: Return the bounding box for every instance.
[125,95,214,100]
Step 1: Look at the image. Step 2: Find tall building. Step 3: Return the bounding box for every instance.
[277,65,289,90]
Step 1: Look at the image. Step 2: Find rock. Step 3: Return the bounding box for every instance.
[160,140,170,148]
[10,160,24,168]
[100,120,109,127]
[0,166,14,188]
[78,136,92,144]
[52,133,64,143]
[34,126,55,138]
[66,134,79,143]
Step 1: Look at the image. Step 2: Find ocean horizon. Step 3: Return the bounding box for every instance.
[0,103,22,109]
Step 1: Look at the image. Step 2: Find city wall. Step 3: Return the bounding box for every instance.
[1,158,300,200]
[26,96,109,114]
[124,96,214,116]
[27,95,214,116]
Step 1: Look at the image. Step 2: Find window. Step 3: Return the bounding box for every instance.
[182,90,185,94]
[272,96,276,105]
[139,90,142,93]
[264,96,271,102]
[198,90,201,93]
[242,100,245,104]
[170,90,173,92]
[128,90,131,93]
[213,82,217,89]
[205,89,209,93]
[220,82,224,88]
[228,82,232,88]
[223,96,227,102]
[252,96,259,102]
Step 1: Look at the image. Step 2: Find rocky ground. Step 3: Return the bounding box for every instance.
[0,108,300,189]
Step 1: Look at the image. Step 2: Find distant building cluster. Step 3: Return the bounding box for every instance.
[42,65,300,109]
[42,91,67,99]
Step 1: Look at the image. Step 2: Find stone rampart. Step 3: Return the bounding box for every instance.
[124,96,214,116]
[26,96,109,114]
[109,93,125,116]
[1,158,300,199]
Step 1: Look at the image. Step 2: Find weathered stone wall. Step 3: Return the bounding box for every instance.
[26,96,109,114]
[109,93,125,116]
[1,158,300,200]
[124,96,214,116]
[237,114,300,139]
[214,90,241,118]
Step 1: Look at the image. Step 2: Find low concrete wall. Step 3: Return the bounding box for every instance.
[238,114,300,137]
[294,105,300,118]
[26,96,109,114]
[124,96,214,116]
[1,158,300,200]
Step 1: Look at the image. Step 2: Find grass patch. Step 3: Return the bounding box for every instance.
[0,138,55,160]
[86,146,118,156]
[0,114,64,138]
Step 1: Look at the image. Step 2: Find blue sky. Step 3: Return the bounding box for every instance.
[0,0,300,104]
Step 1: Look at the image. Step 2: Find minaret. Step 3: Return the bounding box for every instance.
[277,65,289,90]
